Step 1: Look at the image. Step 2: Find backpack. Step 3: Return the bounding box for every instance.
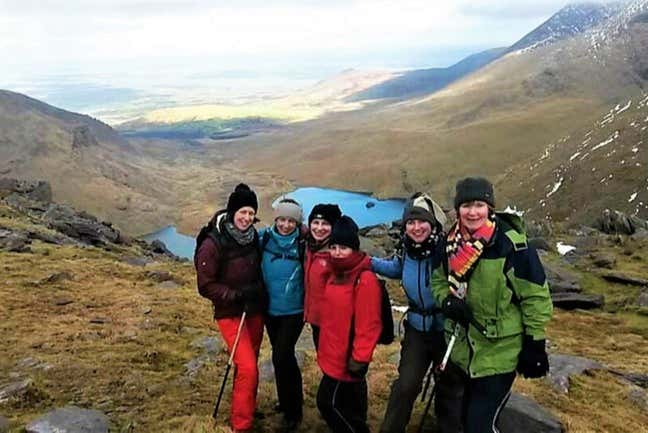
[260,227,306,263]
[353,272,395,346]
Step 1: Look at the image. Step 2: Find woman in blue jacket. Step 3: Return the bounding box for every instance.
[372,192,463,433]
[259,198,306,432]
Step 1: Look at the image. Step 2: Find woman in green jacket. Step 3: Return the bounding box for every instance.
[431,177,553,433]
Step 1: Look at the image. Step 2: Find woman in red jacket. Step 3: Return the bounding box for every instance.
[303,203,342,349]
[194,183,265,433]
[316,216,382,433]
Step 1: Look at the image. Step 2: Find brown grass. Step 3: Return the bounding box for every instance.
[1,235,646,432]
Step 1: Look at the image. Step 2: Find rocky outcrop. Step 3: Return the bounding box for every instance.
[551,292,604,310]
[596,209,648,235]
[72,125,99,149]
[497,393,564,433]
[0,178,52,202]
[600,271,648,286]
[25,406,108,433]
[548,354,605,393]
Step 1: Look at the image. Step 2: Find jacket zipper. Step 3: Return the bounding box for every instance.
[417,259,426,331]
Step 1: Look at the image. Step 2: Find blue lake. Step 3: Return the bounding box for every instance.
[144,187,405,259]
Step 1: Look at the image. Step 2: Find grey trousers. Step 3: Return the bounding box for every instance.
[380,322,464,433]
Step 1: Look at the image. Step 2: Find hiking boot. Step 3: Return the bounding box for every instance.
[279,415,302,433]
[273,402,284,413]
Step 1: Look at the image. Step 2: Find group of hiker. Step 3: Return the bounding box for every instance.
[194,177,553,433]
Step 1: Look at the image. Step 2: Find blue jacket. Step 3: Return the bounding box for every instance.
[371,253,444,332]
[259,227,305,316]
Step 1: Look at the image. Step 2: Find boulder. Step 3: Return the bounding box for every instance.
[551,292,604,310]
[25,406,108,433]
[364,225,389,238]
[631,228,648,241]
[148,240,176,259]
[145,270,174,283]
[628,386,648,412]
[0,415,9,433]
[590,253,616,269]
[497,393,563,433]
[259,351,306,383]
[190,336,222,356]
[527,220,554,238]
[543,261,582,294]
[0,378,33,403]
[601,271,648,287]
[547,354,605,393]
[184,355,210,378]
[359,237,386,258]
[0,230,31,252]
[38,272,74,285]
[638,291,648,308]
[158,281,181,290]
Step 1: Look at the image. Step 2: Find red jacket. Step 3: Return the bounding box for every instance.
[303,247,332,326]
[317,252,382,382]
[194,216,264,319]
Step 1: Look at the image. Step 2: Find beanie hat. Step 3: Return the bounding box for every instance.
[226,183,258,214]
[329,215,360,250]
[402,192,447,228]
[274,198,303,223]
[454,177,495,209]
[308,203,342,226]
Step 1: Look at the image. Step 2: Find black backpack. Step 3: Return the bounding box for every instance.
[353,272,395,346]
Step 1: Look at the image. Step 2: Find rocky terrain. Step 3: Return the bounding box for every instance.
[1,181,647,432]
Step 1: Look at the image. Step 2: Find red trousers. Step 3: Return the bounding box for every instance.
[216,313,264,430]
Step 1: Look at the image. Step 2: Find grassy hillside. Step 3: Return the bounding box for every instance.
[1,201,647,432]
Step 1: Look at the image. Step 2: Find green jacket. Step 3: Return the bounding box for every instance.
[431,213,553,378]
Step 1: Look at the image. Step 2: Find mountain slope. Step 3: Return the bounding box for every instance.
[237,0,648,224]
[0,90,179,234]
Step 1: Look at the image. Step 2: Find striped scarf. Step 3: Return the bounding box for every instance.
[446,215,496,298]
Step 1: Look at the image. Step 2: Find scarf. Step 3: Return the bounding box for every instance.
[446,214,496,298]
[222,218,256,246]
[402,226,441,260]
[308,235,330,253]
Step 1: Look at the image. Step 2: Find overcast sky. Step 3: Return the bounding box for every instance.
[0,0,622,84]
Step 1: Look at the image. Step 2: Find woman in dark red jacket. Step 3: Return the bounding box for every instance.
[316,216,382,433]
[303,203,342,349]
[194,183,265,433]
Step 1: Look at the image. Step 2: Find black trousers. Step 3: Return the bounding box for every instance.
[460,370,515,433]
[265,313,305,422]
[380,322,464,433]
[317,374,369,433]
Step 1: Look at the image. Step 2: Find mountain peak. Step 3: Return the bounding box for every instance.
[509,2,623,53]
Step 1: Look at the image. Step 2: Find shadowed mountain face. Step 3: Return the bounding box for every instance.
[240,0,648,225]
[347,47,507,102]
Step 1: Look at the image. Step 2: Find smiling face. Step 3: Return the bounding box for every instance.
[329,244,353,258]
[275,216,298,235]
[233,206,256,231]
[405,218,432,243]
[458,200,490,233]
[310,218,332,242]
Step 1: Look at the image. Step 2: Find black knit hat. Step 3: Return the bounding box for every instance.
[308,203,342,226]
[329,215,360,250]
[226,183,258,214]
[454,177,495,209]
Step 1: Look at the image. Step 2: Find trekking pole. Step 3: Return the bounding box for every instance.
[417,371,438,433]
[213,311,247,419]
[420,365,434,403]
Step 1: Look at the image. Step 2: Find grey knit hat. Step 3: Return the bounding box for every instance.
[274,198,303,223]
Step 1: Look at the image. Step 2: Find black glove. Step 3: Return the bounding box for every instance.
[347,358,369,379]
[441,296,473,327]
[517,335,549,378]
[240,282,263,311]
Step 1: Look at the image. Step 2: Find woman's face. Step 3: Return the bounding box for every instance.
[405,219,432,243]
[276,217,298,235]
[233,206,256,231]
[310,218,332,241]
[330,244,353,258]
[458,200,490,233]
